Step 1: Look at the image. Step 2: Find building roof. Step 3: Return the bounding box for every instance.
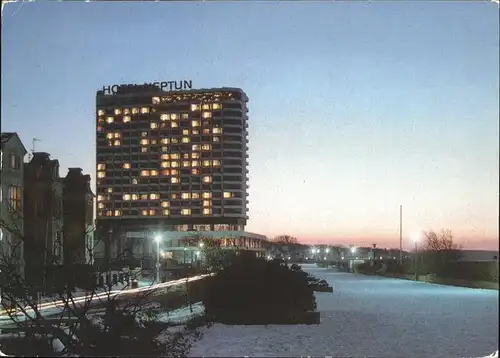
[0,132,28,154]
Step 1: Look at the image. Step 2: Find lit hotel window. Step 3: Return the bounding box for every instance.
[171,121,178,128]
[161,146,168,152]
[142,210,148,216]
[141,132,148,137]
[202,104,210,110]
[132,194,139,200]
[171,138,179,144]
[192,152,200,159]
[213,137,220,142]
[171,153,180,159]
[202,192,212,199]
[203,208,212,215]
[97,163,106,170]
[171,193,178,199]
[107,188,113,193]
[97,172,105,178]
[161,154,170,160]
[182,129,190,135]
[201,144,211,151]
[114,140,121,146]
[141,147,148,153]
[149,209,156,216]
[181,113,189,120]
[171,113,178,120]
[114,109,122,115]
[203,128,211,135]
[192,168,200,175]
[223,192,233,198]
[192,129,200,135]
[182,161,190,168]
[98,203,104,209]
[213,127,222,134]
[140,139,149,145]
[132,108,139,114]
[106,117,114,123]
[203,200,211,207]
[98,109,105,116]
[161,138,170,145]
[151,139,157,145]
[106,133,113,139]
[160,114,170,121]
[163,209,170,216]
[151,170,158,176]
[97,195,104,201]
[123,194,131,200]
[171,169,178,175]
[192,144,200,151]
[141,107,149,114]
[192,192,200,199]
[140,194,148,200]
[171,177,179,184]
[203,175,212,183]
[202,160,211,167]
[140,170,150,176]
[183,153,190,159]
[123,108,130,114]
[213,160,221,167]
[181,208,191,216]
[123,116,131,123]
[191,104,200,111]
[202,112,212,119]
[150,193,159,200]
[132,178,138,184]
[114,210,121,217]
[182,137,190,143]
[152,97,160,104]
[151,122,158,129]
[191,160,199,167]
[114,132,120,138]
[181,193,191,199]
[161,201,170,208]
[123,163,131,169]
[171,161,179,168]
[191,120,200,127]
[161,162,170,168]
[161,169,170,176]
[213,103,221,110]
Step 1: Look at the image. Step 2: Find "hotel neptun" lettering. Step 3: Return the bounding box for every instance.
[101,80,192,95]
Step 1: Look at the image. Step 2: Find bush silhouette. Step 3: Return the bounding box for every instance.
[203,255,316,324]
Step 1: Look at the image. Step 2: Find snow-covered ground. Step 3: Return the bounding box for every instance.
[189,264,499,358]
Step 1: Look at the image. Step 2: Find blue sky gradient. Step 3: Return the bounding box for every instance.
[2,1,498,249]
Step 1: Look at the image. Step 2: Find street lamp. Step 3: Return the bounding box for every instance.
[411,232,421,281]
[154,235,161,283]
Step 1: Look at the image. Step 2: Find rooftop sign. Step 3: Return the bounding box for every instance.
[101,80,193,95]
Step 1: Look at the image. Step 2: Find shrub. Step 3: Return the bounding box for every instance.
[203,255,316,324]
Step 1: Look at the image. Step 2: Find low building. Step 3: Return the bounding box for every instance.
[0,132,28,277]
[23,152,64,290]
[61,168,95,266]
[94,229,267,269]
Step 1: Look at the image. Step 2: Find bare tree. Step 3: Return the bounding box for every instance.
[273,235,298,245]
[0,200,206,356]
[422,229,462,275]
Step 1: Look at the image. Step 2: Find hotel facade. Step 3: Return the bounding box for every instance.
[94,82,266,266]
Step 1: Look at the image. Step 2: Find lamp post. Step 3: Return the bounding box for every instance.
[411,232,420,281]
[154,235,161,283]
[350,246,357,272]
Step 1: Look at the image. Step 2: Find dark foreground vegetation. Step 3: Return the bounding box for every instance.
[203,254,321,325]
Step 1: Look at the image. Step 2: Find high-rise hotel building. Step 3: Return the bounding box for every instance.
[95,82,265,264]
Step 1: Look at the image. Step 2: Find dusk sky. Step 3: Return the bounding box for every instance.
[1,1,498,250]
